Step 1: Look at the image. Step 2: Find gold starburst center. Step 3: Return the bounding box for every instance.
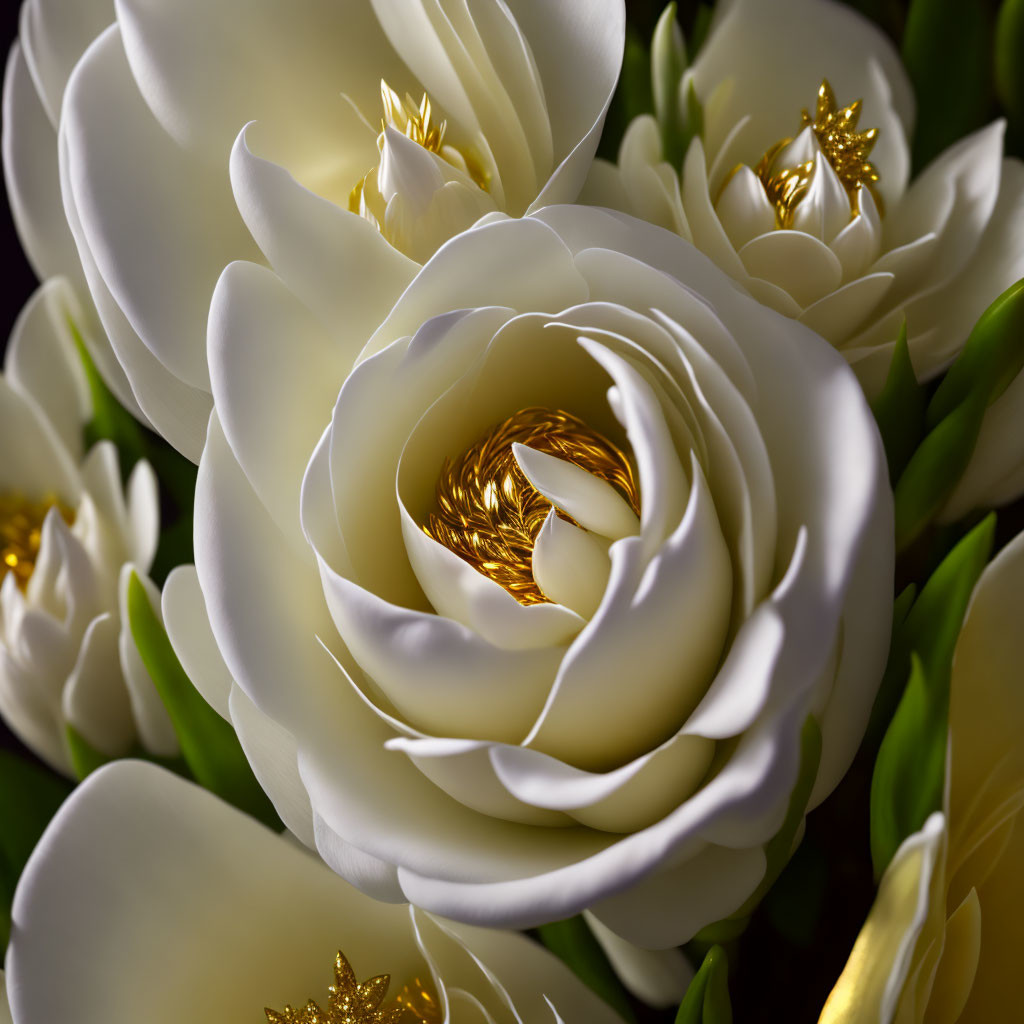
[756,78,882,228]
[422,407,640,606]
[265,951,440,1024]
[0,493,74,591]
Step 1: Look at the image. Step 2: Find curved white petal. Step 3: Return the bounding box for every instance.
[531,509,611,618]
[62,26,256,392]
[8,761,422,1024]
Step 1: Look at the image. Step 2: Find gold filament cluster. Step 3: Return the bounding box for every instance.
[0,493,74,591]
[756,79,882,228]
[349,80,488,218]
[423,407,640,606]
[265,951,440,1024]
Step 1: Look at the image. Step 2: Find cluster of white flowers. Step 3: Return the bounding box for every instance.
[0,0,1022,1021]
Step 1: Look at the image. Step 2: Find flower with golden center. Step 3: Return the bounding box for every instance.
[4,0,625,460]
[423,407,640,605]
[0,494,74,591]
[594,0,1024,520]
[265,951,439,1024]
[754,79,881,229]
[4,762,622,1024]
[178,204,893,951]
[0,278,171,778]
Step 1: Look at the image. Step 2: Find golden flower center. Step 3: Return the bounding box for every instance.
[0,493,74,592]
[756,78,882,228]
[265,951,440,1024]
[348,80,488,220]
[422,407,640,606]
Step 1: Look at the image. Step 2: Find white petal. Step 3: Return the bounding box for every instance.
[8,761,422,1024]
[195,414,343,737]
[715,164,776,250]
[799,272,894,346]
[116,566,177,757]
[62,25,256,391]
[531,509,611,619]
[317,559,562,744]
[738,230,843,308]
[589,843,766,947]
[229,124,417,357]
[208,261,347,551]
[62,613,134,758]
[19,0,112,126]
[583,912,694,1008]
[399,501,584,651]
[492,731,715,833]
[524,461,732,770]
[385,736,570,827]
[4,278,91,461]
[160,565,231,721]
[513,443,640,542]
[228,683,317,849]
[116,0,399,168]
[0,375,79,500]
[362,216,587,362]
[1,45,80,283]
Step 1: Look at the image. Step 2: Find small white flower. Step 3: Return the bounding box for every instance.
[0,277,171,776]
[591,0,1024,517]
[5,760,624,1024]
[173,205,893,948]
[4,0,625,461]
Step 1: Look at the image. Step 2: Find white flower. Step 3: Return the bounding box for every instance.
[0,276,171,776]
[820,528,1024,1023]
[174,205,894,948]
[590,0,1024,515]
[5,760,624,1024]
[3,0,625,461]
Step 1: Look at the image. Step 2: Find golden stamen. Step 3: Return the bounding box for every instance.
[423,407,640,606]
[348,80,489,220]
[0,493,74,592]
[756,78,882,228]
[265,951,440,1024]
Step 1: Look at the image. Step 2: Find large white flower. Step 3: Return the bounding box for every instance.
[6,760,621,1023]
[590,0,1024,514]
[819,529,1024,1023]
[3,0,624,461]
[0,276,170,776]
[174,205,894,948]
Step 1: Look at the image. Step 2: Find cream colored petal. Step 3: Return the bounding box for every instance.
[819,814,946,1024]
[7,761,422,1024]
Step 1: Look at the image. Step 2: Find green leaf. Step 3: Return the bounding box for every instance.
[694,717,822,944]
[0,749,73,950]
[675,945,731,1024]
[870,654,948,878]
[126,571,281,829]
[893,388,988,551]
[927,277,1024,426]
[868,515,995,876]
[597,27,655,161]
[535,916,637,1023]
[652,4,688,166]
[996,0,1024,148]
[65,723,114,780]
[902,0,994,172]
[871,320,927,483]
[68,317,146,476]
